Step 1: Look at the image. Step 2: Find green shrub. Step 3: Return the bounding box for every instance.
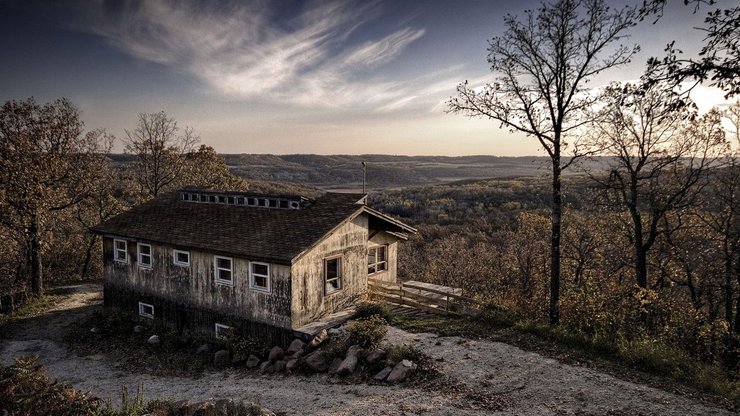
[348,315,388,348]
[618,337,695,378]
[387,344,424,364]
[353,302,395,322]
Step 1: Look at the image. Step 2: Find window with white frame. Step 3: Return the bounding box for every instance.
[250,262,270,292]
[173,250,190,267]
[324,256,343,294]
[214,256,233,285]
[215,323,232,339]
[113,239,128,263]
[368,245,387,275]
[138,302,154,319]
[137,243,152,268]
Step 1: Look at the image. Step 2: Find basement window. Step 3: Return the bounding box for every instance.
[137,243,152,269]
[138,302,154,319]
[114,239,128,263]
[250,262,270,292]
[368,245,387,275]
[324,256,343,294]
[215,323,232,339]
[214,256,233,286]
[173,250,190,267]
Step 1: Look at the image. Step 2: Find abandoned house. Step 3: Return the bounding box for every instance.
[91,189,416,344]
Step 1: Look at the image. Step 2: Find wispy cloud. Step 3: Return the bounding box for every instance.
[62,0,435,110]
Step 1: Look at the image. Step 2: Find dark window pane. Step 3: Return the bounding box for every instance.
[378,246,386,261]
[177,252,189,263]
[253,263,268,276]
[219,270,232,281]
[326,258,338,279]
[217,258,231,269]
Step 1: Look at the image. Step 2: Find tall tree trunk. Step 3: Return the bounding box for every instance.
[29,214,43,296]
[725,257,734,329]
[635,242,648,289]
[81,235,97,278]
[549,157,562,326]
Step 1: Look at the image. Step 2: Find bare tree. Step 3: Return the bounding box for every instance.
[448,0,638,324]
[125,111,199,198]
[593,82,727,291]
[0,98,111,295]
[642,1,740,98]
[725,100,740,146]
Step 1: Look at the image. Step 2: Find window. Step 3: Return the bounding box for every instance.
[182,193,191,201]
[214,256,233,285]
[215,323,232,339]
[137,243,152,268]
[138,302,154,319]
[200,194,208,202]
[114,239,128,263]
[209,195,217,203]
[173,250,190,267]
[218,196,226,203]
[325,256,343,294]
[368,245,387,275]
[227,196,235,205]
[250,262,270,292]
[279,200,289,209]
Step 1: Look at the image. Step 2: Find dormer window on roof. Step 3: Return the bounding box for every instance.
[180,190,305,210]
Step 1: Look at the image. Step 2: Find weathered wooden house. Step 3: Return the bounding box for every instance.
[91,189,415,344]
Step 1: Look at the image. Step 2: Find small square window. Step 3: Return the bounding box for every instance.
[218,196,226,203]
[215,323,232,340]
[114,239,128,263]
[250,262,270,292]
[214,256,233,286]
[200,194,208,202]
[227,196,235,204]
[368,245,387,275]
[325,256,342,294]
[268,199,278,208]
[237,197,245,205]
[209,195,217,203]
[279,200,289,209]
[173,250,190,267]
[247,198,257,206]
[138,302,154,319]
[137,243,152,268]
[182,193,190,201]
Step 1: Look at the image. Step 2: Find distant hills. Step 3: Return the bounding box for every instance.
[221,154,611,191]
[110,153,610,191]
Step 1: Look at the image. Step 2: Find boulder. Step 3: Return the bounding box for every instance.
[327,357,343,375]
[365,348,385,364]
[147,335,160,345]
[260,361,275,374]
[285,358,298,372]
[268,346,284,362]
[273,359,287,373]
[374,366,393,381]
[304,350,331,372]
[196,344,211,356]
[213,350,230,368]
[305,329,328,352]
[133,325,144,333]
[246,354,261,369]
[286,339,306,355]
[386,359,416,383]
[336,344,363,376]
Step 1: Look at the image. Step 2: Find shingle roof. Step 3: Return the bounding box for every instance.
[91,191,379,265]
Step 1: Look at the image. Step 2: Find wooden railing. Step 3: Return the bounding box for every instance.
[367,278,479,316]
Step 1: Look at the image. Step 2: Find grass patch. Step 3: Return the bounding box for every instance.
[0,294,64,328]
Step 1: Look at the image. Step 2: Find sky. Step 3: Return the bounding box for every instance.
[0,0,734,156]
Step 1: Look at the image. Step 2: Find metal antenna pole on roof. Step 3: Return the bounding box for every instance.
[362,161,367,194]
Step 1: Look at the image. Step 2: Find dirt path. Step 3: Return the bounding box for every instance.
[0,284,733,415]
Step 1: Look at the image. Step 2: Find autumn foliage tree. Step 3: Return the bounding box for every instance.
[0,98,111,296]
[448,0,639,324]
